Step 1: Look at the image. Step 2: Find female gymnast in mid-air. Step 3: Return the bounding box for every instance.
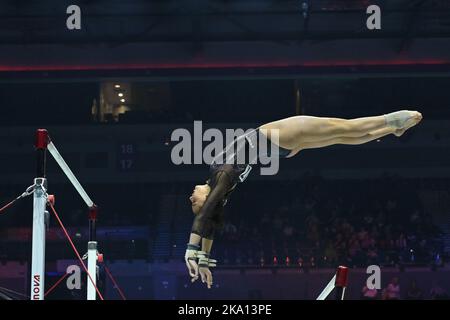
[185,110,422,288]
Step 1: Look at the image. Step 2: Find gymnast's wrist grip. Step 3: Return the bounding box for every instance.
[185,244,200,261]
[197,252,217,268]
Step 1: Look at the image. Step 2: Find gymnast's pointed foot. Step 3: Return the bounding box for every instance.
[393,111,423,137]
[385,110,422,129]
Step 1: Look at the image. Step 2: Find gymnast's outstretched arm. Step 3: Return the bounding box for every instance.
[190,171,230,239]
[185,171,232,288]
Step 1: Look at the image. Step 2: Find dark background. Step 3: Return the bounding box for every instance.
[0,0,450,300]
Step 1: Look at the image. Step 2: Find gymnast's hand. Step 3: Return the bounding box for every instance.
[185,244,200,282]
[199,266,213,289]
[198,253,217,289]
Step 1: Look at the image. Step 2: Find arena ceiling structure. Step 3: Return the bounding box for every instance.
[0,0,450,80]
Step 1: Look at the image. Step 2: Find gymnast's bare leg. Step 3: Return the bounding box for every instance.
[259,110,422,156]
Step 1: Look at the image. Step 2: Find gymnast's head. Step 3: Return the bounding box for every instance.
[189,184,211,214]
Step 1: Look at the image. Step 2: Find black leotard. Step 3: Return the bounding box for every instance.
[190,128,291,239]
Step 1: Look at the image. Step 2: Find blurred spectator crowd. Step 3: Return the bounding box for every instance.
[213,173,445,269]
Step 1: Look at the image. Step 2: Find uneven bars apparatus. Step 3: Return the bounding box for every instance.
[316,266,349,300]
[31,129,101,300]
